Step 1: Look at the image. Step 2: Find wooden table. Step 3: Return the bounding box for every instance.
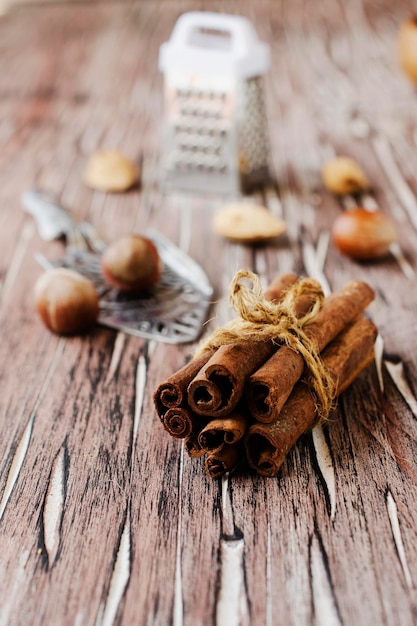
[0,1,416,624]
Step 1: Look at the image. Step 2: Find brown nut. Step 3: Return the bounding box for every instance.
[101,234,162,292]
[398,16,417,85]
[331,208,398,260]
[35,268,99,334]
[212,203,286,243]
[84,150,139,192]
[321,157,370,195]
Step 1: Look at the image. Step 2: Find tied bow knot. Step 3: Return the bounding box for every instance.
[196,269,335,423]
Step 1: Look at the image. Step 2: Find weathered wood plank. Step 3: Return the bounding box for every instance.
[0,1,417,625]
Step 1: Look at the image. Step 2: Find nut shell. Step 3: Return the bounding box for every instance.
[101,234,162,291]
[331,208,398,260]
[35,268,99,334]
[84,150,139,192]
[398,16,417,84]
[321,157,369,195]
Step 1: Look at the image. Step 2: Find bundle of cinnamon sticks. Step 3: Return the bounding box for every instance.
[153,271,377,478]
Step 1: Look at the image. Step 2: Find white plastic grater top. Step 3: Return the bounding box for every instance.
[159,12,271,195]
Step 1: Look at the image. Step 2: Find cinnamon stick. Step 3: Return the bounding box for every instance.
[246,280,375,423]
[153,350,214,418]
[198,408,250,452]
[205,443,244,478]
[245,316,377,477]
[264,273,298,302]
[154,273,299,421]
[163,406,199,439]
[184,426,206,458]
[187,273,314,418]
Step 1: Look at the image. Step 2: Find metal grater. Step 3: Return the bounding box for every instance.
[159,12,271,196]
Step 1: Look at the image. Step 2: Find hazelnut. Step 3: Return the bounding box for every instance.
[101,234,162,292]
[331,208,398,260]
[35,268,99,334]
[84,150,139,192]
[398,16,417,85]
[212,203,286,243]
[321,157,370,195]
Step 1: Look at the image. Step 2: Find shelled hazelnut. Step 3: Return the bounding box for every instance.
[331,208,398,260]
[35,268,99,334]
[321,157,369,195]
[212,203,286,243]
[101,234,162,291]
[84,150,139,192]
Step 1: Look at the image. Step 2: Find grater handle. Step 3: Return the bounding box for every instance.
[169,12,259,58]
[159,12,270,78]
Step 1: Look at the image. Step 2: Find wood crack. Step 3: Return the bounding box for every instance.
[0,414,34,522]
[386,489,413,589]
[384,360,417,419]
[99,509,132,626]
[42,444,68,567]
[216,536,249,626]
[312,426,337,522]
[0,340,64,522]
[310,531,341,626]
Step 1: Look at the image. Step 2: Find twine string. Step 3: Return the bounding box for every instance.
[196,269,335,423]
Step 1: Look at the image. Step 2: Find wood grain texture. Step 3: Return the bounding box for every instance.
[0,1,417,625]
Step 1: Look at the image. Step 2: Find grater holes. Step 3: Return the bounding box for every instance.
[176,88,192,98]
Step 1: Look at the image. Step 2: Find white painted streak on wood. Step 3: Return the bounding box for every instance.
[216,538,249,626]
[173,444,184,626]
[303,237,336,523]
[254,250,268,281]
[388,242,415,280]
[95,604,104,626]
[301,242,331,296]
[147,339,158,359]
[341,195,357,211]
[105,333,126,385]
[386,490,413,589]
[99,514,131,626]
[0,221,34,301]
[310,533,341,626]
[312,426,336,521]
[315,231,330,275]
[221,474,234,537]
[43,447,65,565]
[374,334,385,393]
[384,360,417,417]
[0,415,34,522]
[349,116,370,140]
[265,185,284,217]
[0,339,64,521]
[74,612,86,626]
[372,134,417,231]
[133,354,147,440]
[361,194,378,212]
[265,522,272,626]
